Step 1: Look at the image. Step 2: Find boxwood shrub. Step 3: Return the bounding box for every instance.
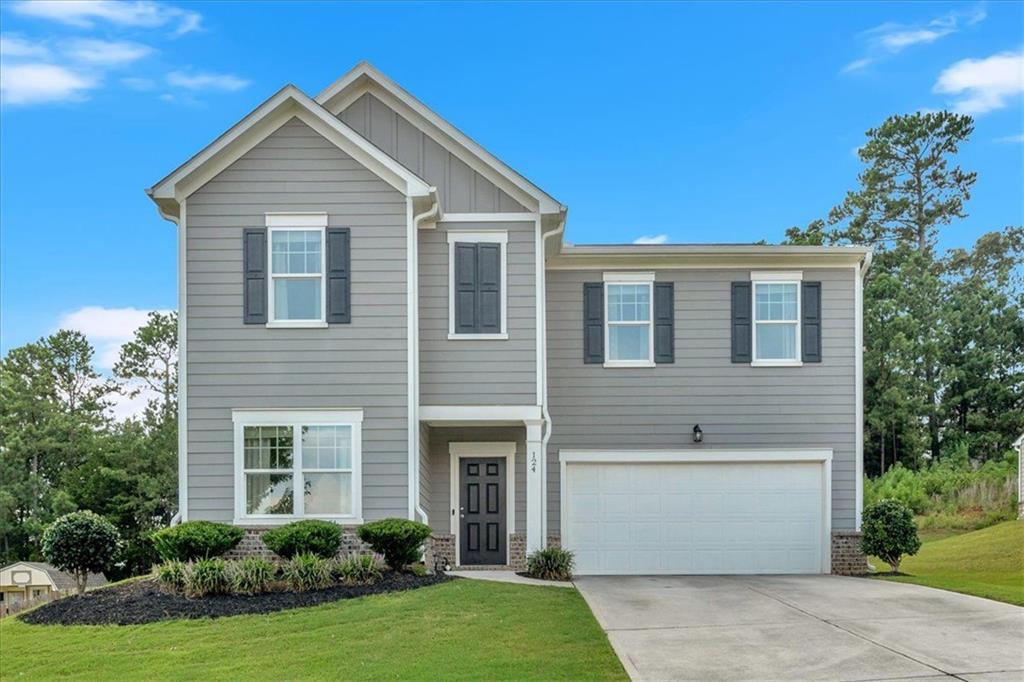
[262,519,342,559]
[356,518,431,570]
[152,521,244,561]
[861,499,921,573]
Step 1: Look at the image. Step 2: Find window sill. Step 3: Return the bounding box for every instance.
[603,360,655,368]
[266,321,329,329]
[750,360,804,367]
[234,515,363,526]
[447,333,509,341]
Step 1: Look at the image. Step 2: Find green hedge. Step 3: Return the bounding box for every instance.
[152,521,244,562]
[262,520,342,559]
[357,518,431,570]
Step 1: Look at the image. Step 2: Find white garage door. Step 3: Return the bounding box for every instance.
[564,459,827,575]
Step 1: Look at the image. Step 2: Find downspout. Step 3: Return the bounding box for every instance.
[411,193,440,525]
[539,209,567,540]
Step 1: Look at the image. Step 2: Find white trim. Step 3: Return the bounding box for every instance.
[446,230,509,338]
[441,213,539,223]
[265,212,328,228]
[315,63,562,214]
[407,198,417,520]
[603,271,655,283]
[266,225,327,327]
[419,405,542,423]
[854,264,865,530]
[751,276,802,364]
[177,199,188,522]
[147,85,431,209]
[558,448,833,574]
[448,442,516,567]
[603,277,655,366]
[750,270,804,282]
[231,409,364,525]
[539,215,566,543]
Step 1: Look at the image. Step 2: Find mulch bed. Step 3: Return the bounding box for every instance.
[20,572,453,626]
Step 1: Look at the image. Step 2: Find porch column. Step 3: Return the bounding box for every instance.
[525,419,544,553]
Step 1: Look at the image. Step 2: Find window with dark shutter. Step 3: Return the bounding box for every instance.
[452,240,503,335]
[325,228,351,324]
[801,281,822,362]
[243,228,267,324]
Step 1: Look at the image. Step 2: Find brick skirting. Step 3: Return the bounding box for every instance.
[224,527,372,561]
[831,530,868,575]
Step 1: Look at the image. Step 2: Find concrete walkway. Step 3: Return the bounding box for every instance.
[575,575,1024,681]
[447,570,575,588]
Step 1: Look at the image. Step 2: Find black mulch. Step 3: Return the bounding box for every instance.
[20,572,453,626]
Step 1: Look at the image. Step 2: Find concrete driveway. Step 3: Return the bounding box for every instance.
[575,575,1024,681]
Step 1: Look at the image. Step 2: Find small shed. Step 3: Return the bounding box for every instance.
[0,562,106,606]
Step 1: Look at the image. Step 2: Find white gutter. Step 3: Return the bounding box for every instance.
[410,193,440,524]
[538,210,568,540]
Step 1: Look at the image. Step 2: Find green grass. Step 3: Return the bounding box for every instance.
[0,580,626,681]
[870,520,1024,606]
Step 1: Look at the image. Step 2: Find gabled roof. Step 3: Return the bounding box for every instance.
[147,84,435,222]
[316,62,564,216]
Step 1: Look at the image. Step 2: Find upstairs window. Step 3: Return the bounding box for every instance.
[752,272,801,364]
[270,227,324,323]
[604,272,655,367]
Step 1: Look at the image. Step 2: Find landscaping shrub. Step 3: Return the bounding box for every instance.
[526,547,575,581]
[861,499,921,573]
[42,511,121,594]
[157,560,188,592]
[283,553,332,591]
[333,554,384,586]
[229,557,276,595]
[262,519,342,559]
[356,518,431,570]
[185,558,231,597]
[152,521,244,562]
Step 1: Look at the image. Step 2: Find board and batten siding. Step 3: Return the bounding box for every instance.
[338,93,527,214]
[545,267,858,532]
[185,117,410,522]
[419,221,537,406]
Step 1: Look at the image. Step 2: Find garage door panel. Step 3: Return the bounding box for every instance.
[565,460,825,575]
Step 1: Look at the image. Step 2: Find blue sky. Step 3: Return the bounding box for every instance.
[1,0,1022,386]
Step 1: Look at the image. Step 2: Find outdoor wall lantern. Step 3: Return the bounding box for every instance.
[692,425,704,443]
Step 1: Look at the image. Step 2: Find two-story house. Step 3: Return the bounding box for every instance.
[148,62,871,575]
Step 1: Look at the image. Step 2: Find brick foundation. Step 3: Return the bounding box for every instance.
[425,533,455,571]
[224,527,372,561]
[831,530,868,575]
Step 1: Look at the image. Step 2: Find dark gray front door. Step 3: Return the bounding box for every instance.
[459,457,506,565]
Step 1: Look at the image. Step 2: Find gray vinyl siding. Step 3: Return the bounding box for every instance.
[425,426,527,535]
[419,422,430,514]
[545,267,858,532]
[339,93,527,214]
[419,221,537,406]
[185,117,409,522]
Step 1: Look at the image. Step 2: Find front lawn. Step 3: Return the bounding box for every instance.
[870,520,1024,606]
[0,579,626,681]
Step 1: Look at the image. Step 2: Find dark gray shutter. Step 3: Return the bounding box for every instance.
[730,281,752,362]
[476,243,501,333]
[654,282,675,363]
[802,281,822,363]
[454,243,478,333]
[326,228,351,324]
[583,282,604,364]
[243,228,267,324]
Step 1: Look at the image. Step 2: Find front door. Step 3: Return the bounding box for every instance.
[459,457,506,565]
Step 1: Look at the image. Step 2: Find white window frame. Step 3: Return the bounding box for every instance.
[603,271,655,368]
[232,409,363,525]
[447,230,509,340]
[266,213,328,329]
[751,270,803,367]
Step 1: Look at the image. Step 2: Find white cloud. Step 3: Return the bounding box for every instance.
[121,76,156,91]
[0,62,96,105]
[11,1,201,37]
[64,39,154,66]
[995,133,1024,143]
[934,50,1024,115]
[167,70,249,92]
[633,234,669,245]
[843,4,987,73]
[0,34,50,58]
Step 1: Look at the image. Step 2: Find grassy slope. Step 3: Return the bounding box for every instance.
[0,580,626,681]
[870,520,1024,606]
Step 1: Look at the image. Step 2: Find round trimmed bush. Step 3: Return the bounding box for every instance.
[526,547,575,581]
[861,499,921,573]
[262,519,342,559]
[42,511,120,594]
[151,521,244,561]
[356,518,431,570]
